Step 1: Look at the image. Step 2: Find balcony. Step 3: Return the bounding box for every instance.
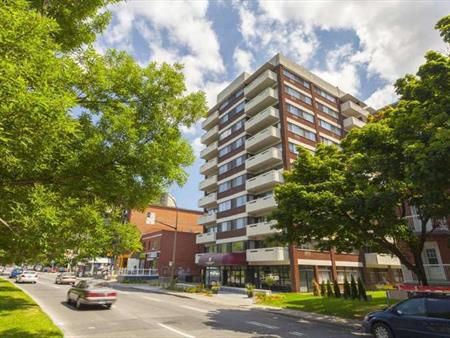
[343,116,365,131]
[196,232,216,244]
[246,126,281,153]
[341,101,369,120]
[202,110,219,130]
[198,212,217,225]
[245,107,279,134]
[365,253,401,268]
[246,169,283,193]
[245,87,278,117]
[200,140,218,160]
[246,147,283,172]
[199,175,217,192]
[247,220,280,239]
[200,158,218,176]
[201,125,219,145]
[245,70,277,99]
[198,192,217,208]
[246,247,289,264]
[246,195,277,216]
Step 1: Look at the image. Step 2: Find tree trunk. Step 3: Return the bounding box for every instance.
[412,251,429,286]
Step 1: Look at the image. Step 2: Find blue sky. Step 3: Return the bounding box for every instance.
[96,0,448,210]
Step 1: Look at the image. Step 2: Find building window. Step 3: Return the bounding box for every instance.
[319,136,339,146]
[316,102,339,119]
[219,101,245,124]
[218,174,246,193]
[146,212,155,225]
[286,103,314,123]
[288,142,299,154]
[217,217,247,232]
[336,267,360,283]
[283,69,310,88]
[314,86,337,103]
[425,248,439,264]
[284,86,312,105]
[219,119,245,140]
[288,122,316,141]
[319,119,342,136]
[218,155,246,175]
[218,136,245,157]
[150,238,160,250]
[317,266,332,283]
[231,241,245,252]
[218,195,247,213]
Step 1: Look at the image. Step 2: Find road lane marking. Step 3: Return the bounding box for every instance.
[180,305,208,313]
[143,296,163,303]
[289,332,305,337]
[246,321,279,329]
[157,323,195,338]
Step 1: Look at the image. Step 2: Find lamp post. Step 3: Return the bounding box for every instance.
[167,195,179,283]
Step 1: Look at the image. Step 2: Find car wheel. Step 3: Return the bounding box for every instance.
[75,298,82,310]
[372,322,394,338]
[105,304,112,309]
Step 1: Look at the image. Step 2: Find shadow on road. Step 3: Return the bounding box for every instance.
[60,301,111,311]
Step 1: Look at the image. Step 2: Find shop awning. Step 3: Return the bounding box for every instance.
[198,252,246,266]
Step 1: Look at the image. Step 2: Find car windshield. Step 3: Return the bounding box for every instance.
[24,272,35,275]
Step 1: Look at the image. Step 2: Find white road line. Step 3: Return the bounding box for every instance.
[289,332,305,337]
[180,305,208,313]
[157,323,195,338]
[143,296,163,303]
[246,321,279,329]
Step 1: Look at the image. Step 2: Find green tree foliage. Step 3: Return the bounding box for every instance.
[273,15,450,285]
[326,280,333,297]
[357,277,367,301]
[320,280,326,296]
[333,279,341,298]
[350,275,358,300]
[0,1,207,264]
[343,277,351,299]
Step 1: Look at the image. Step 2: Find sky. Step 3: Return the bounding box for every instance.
[95,0,448,210]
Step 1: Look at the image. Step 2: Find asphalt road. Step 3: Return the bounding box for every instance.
[11,273,369,338]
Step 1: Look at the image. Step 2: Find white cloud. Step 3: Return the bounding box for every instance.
[191,137,204,158]
[365,84,398,109]
[233,47,253,74]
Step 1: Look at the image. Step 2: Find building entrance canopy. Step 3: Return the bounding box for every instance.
[198,252,246,266]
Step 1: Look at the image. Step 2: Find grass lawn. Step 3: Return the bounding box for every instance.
[257,291,396,320]
[0,277,63,338]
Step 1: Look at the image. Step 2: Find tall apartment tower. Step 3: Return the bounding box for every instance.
[195,53,402,292]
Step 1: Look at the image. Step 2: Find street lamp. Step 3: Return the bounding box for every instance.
[167,195,179,283]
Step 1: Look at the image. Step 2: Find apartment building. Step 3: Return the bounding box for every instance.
[195,53,403,292]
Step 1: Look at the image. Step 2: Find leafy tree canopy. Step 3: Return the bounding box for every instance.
[0,0,207,264]
[273,15,450,285]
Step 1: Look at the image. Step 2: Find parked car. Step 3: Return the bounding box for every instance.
[16,271,38,283]
[362,294,450,338]
[55,272,77,285]
[9,268,23,279]
[67,280,117,309]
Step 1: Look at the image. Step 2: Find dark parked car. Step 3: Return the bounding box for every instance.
[362,294,450,338]
[67,280,117,310]
[9,268,23,279]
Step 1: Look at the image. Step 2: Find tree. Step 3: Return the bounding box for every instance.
[333,279,341,298]
[273,15,450,285]
[0,1,206,263]
[357,277,367,301]
[320,281,326,296]
[350,275,358,300]
[326,280,333,297]
[343,277,351,299]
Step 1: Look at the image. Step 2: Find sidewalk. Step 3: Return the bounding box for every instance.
[109,282,362,330]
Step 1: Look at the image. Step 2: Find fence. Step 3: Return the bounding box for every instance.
[117,268,158,277]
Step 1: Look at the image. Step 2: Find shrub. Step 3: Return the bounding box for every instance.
[326,280,333,297]
[343,277,351,299]
[255,293,285,303]
[264,275,277,289]
[357,277,367,301]
[320,280,326,296]
[350,275,358,299]
[312,279,321,296]
[246,283,255,297]
[211,281,221,294]
[333,279,341,298]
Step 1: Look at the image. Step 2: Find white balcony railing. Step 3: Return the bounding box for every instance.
[198,212,217,225]
[245,107,279,134]
[245,87,278,116]
[246,195,277,215]
[341,101,369,120]
[118,268,158,276]
[198,193,217,208]
[245,70,277,99]
[246,169,283,193]
[246,126,281,152]
[200,158,218,175]
[196,232,216,244]
[343,116,365,131]
[199,175,217,192]
[365,253,401,267]
[202,110,219,130]
[246,147,283,172]
[246,247,289,263]
[200,140,218,160]
[246,220,280,238]
[201,125,219,145]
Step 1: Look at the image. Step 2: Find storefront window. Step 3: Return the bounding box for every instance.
[317,266,332,283]
[337,267,360,283]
